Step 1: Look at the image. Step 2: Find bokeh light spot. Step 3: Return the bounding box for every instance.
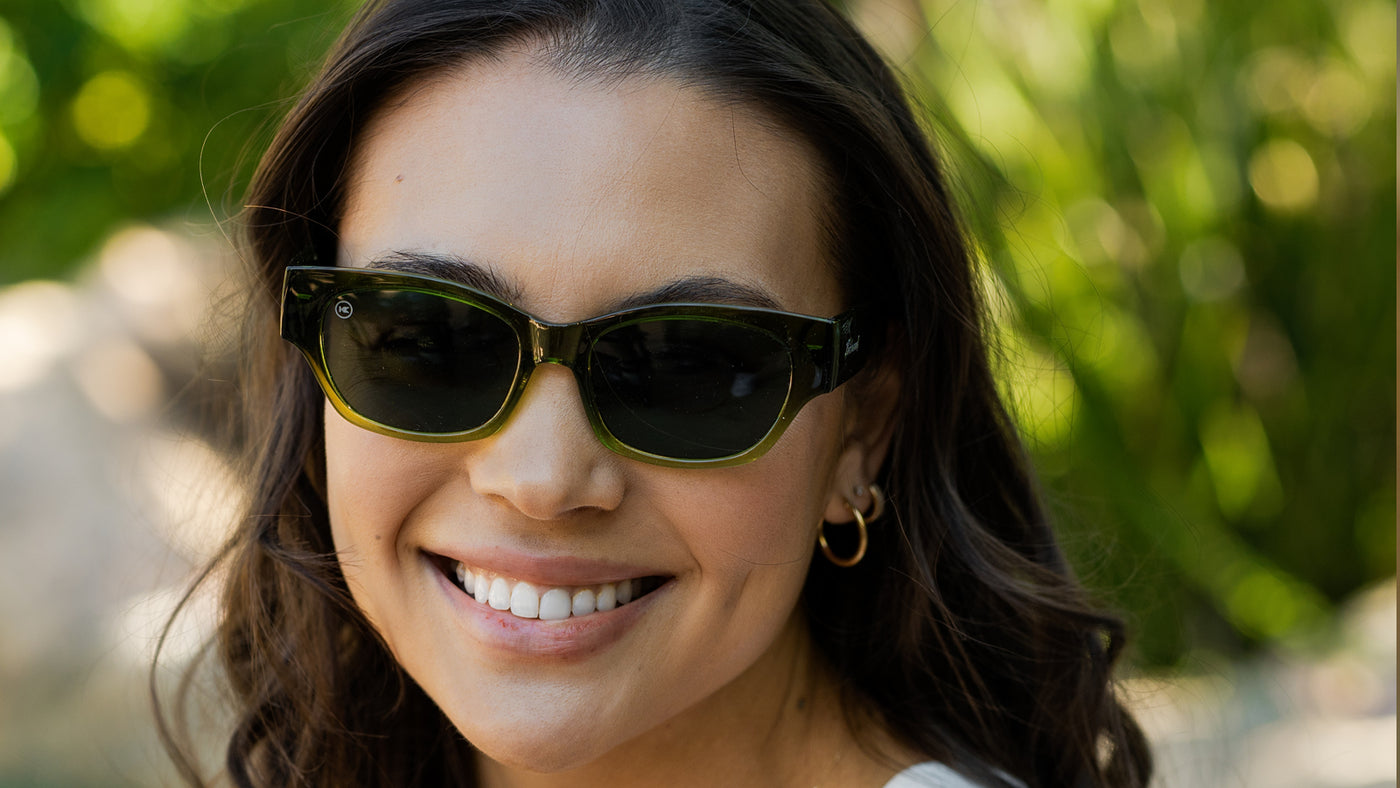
[70,70,151,151]
[76,0,191,52]
[1179,237,1245,302]
[0,281,82,391]
[1008,12,1090,98]
[1340,0,1397,82]
[1232,315,1300,401]
[1065,199,1148,269]
[1245,48,1314,116]
[1248,139,1318,213]
[1109,8,1179,81]
[1304,59,1373,137]
[71,338,164,423]
[99,225,205,344]
[99,225,190,306]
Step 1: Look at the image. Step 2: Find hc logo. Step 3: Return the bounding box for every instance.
[334,300,354,319]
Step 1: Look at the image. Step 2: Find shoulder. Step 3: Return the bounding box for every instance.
[882,761,1025,788]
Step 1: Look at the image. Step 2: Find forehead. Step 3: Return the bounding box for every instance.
[337,48,841,320]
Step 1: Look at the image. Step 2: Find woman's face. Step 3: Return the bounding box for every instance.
[326,49,879,773]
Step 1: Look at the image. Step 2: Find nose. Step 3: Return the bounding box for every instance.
[463,364,626,520]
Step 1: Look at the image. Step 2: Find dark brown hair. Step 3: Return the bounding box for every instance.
[156,1,1151,785]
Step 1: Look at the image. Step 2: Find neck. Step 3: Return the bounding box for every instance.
[473,616,905,788]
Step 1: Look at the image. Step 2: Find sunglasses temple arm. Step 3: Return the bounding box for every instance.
[829,309,875,389]
[281,268,316,345]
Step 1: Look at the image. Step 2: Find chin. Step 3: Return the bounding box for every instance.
[452,714,633,774]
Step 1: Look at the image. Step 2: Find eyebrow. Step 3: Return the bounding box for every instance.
[368,251,523,303]
[612,277,784,312]
[365,250,785,312]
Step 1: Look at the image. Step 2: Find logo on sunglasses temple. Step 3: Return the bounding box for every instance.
[334,300,354,319]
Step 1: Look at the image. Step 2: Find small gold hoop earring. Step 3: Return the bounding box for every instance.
[865,483,886,522]
[818,502,868,568]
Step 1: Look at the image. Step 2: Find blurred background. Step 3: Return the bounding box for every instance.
[0,0,1392,785]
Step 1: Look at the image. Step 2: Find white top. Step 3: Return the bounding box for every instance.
[883,761,1023,788]
[883,762,982,787]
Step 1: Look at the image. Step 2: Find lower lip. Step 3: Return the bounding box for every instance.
[430,559,665,661]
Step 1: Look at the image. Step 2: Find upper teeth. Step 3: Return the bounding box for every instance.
[455,561,638,621]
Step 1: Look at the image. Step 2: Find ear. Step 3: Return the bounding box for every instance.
[823,360,901,523]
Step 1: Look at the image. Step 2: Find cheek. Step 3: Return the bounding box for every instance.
[661,403,845,694]
[703,466,821,566]
[660,398,844,589]
[325,406,439,537]
[323,406,446,618]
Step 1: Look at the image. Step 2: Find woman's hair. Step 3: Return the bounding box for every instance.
[155,1,1152,786]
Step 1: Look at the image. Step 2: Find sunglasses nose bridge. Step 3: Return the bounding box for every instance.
[526,319,586,370]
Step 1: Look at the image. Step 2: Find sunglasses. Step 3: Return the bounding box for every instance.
[280,266,872,468]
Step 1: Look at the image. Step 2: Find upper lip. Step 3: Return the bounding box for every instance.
[424,546,672,587]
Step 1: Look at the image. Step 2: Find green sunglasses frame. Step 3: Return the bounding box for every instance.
[280,266,872,468]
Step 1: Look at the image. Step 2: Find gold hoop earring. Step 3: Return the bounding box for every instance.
[818,502,868,568]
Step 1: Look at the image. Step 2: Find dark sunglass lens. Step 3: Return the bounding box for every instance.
[321,289,519,433]
[589,318,792,460]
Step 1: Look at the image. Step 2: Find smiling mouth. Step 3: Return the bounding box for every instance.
[433,557,669,622]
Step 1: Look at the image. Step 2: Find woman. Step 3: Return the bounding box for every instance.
[157,1,1152,785]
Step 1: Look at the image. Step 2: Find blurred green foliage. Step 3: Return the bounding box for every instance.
[0,0,1393,666]
[896,0,1396,663]
[0,0,359,282]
